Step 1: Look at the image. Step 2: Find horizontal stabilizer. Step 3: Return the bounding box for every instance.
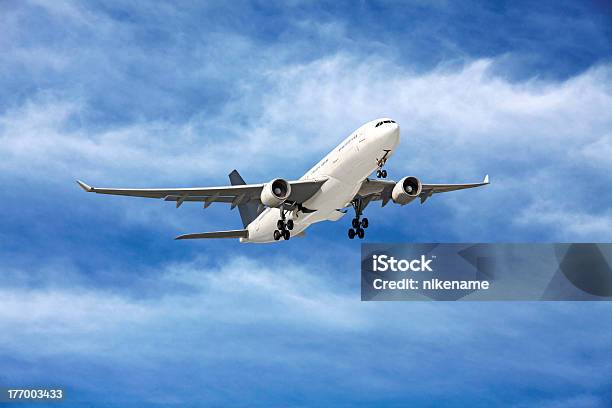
[175,229,249,240]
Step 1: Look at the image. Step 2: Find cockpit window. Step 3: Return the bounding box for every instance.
[375,120,396,127]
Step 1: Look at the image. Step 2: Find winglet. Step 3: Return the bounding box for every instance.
[483,174,489,184]
[76,180,94,192]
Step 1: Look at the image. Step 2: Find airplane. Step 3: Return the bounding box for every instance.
[76,118,489,243]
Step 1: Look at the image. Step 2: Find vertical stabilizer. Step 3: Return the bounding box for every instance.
[229,170,261,228]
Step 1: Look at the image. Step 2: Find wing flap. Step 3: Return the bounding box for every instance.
[288,179,328,202]
[357,178,395,196]
[163,195,236,203]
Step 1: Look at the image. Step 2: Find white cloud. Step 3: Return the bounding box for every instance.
[4,56,610,178]
[256,56,612,176]
[579,133,612,165]
[1,53,611,239]
[2,3,612,404]
[1,254,611,403]
[0,256,366,359]
[516,199,612,240]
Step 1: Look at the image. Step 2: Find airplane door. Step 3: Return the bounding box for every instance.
[332,149,340,165]
[356,131,366,152]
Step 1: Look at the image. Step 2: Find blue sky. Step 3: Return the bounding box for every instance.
[1,0,612,406]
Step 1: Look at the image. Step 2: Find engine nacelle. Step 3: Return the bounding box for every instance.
[392,176,422,205]
[260,178,291,207]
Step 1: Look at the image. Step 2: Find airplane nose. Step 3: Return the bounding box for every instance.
[386,123,400,145]
[372,121,400,147]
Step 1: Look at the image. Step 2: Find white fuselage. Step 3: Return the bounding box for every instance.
[241,118,400,243]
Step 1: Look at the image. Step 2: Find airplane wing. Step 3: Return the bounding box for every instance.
[356,175,489,206]
[419,174,489,203]
[76,178,327,208]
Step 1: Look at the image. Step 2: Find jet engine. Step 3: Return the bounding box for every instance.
[392,176,422,205]
[260,178,292,207]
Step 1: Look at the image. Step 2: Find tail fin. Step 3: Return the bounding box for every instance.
[229,169,261,228]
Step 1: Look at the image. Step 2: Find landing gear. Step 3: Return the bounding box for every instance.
[348,198,368,240]
[376,169,388,179]
[361,218,369,229]
[274,205,293,241]
[277,219,293,230]
[375,150,391,178]
[348,227,365,239]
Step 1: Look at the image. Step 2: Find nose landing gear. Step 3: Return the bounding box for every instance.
[347,198,368,240]
[375,149,391,178]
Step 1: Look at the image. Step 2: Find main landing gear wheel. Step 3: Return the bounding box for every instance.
[361,218,369,229]
[356,228,365,239]
[348,198,368,240]
[274,224,291,241]
[274,206,292,241]
[277,219,294,231]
